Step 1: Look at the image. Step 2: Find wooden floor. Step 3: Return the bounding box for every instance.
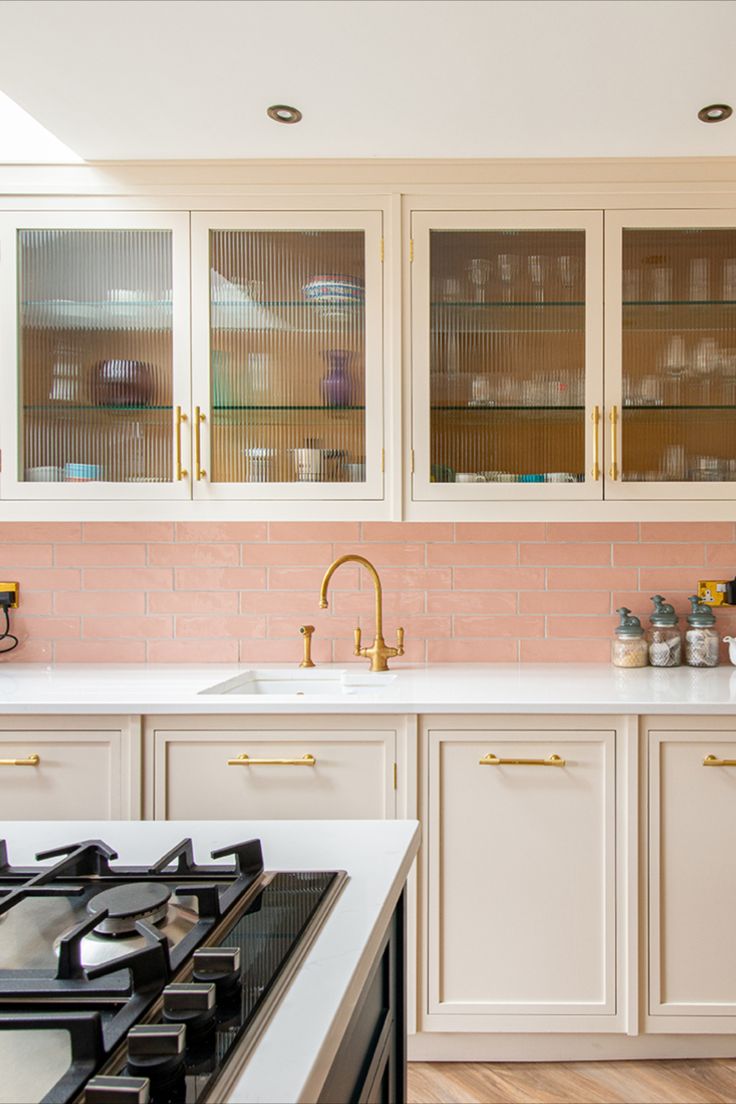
[408,1059,736,1104]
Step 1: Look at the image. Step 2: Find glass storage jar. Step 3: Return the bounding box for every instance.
[612,607,648,668]
[684,595,720,667]
[646,594,682,667]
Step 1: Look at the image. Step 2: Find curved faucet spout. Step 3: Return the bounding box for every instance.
[319,554,402,672]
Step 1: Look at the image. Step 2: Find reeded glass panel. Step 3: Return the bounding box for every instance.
[429,230,586,484]
[19,229,173,483]
[622,227,736,482]
[209,230,365,483]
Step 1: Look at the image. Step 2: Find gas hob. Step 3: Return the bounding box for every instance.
[0,836,346,1104]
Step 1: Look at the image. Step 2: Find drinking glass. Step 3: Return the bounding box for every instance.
[558,256,583,301]
[722,259,736,301]
[466,258,492,304]
[650,262,672,303]
[528,255,547,303]
[497,253,520,303]
[689,257,710,301]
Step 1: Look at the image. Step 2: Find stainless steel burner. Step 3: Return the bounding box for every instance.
[87,882,172,936]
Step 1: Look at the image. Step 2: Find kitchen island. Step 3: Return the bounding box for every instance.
[0,819,419,1104]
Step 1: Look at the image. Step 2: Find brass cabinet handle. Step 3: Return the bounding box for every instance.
[194,406,206,481]
[0,754,40,767]
[591,405,601,481]
[609,405,619,480]
[703,754,736,767]
[479,752,566,767]
[175,406,189,480]
[227,753,317,767]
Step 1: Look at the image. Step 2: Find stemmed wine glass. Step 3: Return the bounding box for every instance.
[466,258,492,304]
[497,253,520,304]
[558,255,583,301]
[529,255,547,304]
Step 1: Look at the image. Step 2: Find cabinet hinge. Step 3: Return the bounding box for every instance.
[381,448,385,473]
[409,238,414,263]
[380,237,384,263]
[410,448,415,475]
[393,762,398,790]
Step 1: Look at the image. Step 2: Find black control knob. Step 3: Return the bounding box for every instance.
[126,1024,186,1086]
[192,947,241,998]
[85,1075,150,1103]
[162,982,216,1036]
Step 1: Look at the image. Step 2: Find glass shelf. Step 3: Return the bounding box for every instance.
[431,404,584,412]
[624,300,736,307]
[624,404,736,411]
[431,300,585,308]
[431,301,584,335]
[212,404,365,412]
[24,404,172,412]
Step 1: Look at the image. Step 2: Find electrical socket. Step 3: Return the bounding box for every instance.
[0,582,19,608]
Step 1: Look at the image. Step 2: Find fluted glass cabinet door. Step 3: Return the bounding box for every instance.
[191,211,384,500]
[0,212,191,500]
[410,210,603,501]
[606,210,736,500]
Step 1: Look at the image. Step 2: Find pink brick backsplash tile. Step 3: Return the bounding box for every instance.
[175,522,267,543]
[545,522,639,542]
[174,567,266,591]
[428,638,519,663]
[518,590,611,614]
[56,543,146,567]
[55,591,147,616]
[520,542,611,566]
[0,544,53,567]
[83,616,172,640]
[427,591,517,615]
[427,543,517,566]
[1,520,727,664]
[147,640,239,664]
[519,639,611,663]
[614,542,705,566]
[149,591,239,614]
[361,522,453,542]
[82,522,173,542]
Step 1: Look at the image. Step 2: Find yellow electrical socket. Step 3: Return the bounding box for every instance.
[698,580,728,606]
[0,583,19,608]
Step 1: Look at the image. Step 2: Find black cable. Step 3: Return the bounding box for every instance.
[0,605,19,654]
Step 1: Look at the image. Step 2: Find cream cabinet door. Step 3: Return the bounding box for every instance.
[150,718,398,820]
[0,719,138,819]
[648,723,736,1029]
[424,720,617,1031]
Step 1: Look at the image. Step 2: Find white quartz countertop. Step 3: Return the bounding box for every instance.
[3,661,736,714]
[1,819,420,1104]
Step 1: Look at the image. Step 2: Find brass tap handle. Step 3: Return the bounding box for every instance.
[299,625,315,668]
[194,406,206,481]
[396,627,405,656]
[353,626,363,656]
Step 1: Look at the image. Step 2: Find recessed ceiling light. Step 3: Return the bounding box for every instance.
[267,104,302,125]
[698,103,733,123]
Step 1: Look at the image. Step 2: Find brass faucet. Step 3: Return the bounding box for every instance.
[319,554,404,673]
[298,625,316,668]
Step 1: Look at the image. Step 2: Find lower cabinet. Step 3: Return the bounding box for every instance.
[146,715,401,820]
[0,716,139,819]
[647,717,736,1031]
[421,715,620,1032]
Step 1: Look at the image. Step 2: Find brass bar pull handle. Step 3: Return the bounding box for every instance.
[591,405,601,481]
[703,754,736,767]
[175,406,188,481]
[479,752,566,767]
[227,753,317,767]
[0,754,40,767]
[609,405,619,480]
[194,406,206,481]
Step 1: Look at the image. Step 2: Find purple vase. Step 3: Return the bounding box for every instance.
[321,349,353,408]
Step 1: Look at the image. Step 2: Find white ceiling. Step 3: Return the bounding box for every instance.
[0,0,735,161]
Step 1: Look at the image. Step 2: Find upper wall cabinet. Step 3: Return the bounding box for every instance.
[605,210,736,500]
[0,211,192,501]
[190,211,385,502]
[409,211,604,503]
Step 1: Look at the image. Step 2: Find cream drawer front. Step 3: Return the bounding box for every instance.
[426,726,616,1029]
[153,729,396,820]
[649,728,736,1022]
[0,730,125,819]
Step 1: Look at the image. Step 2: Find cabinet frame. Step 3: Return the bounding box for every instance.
[0,209,193,501]
[408,209,604,503]
[190,208,386,503]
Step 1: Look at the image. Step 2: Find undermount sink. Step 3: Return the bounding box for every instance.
[199,668,397,697]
